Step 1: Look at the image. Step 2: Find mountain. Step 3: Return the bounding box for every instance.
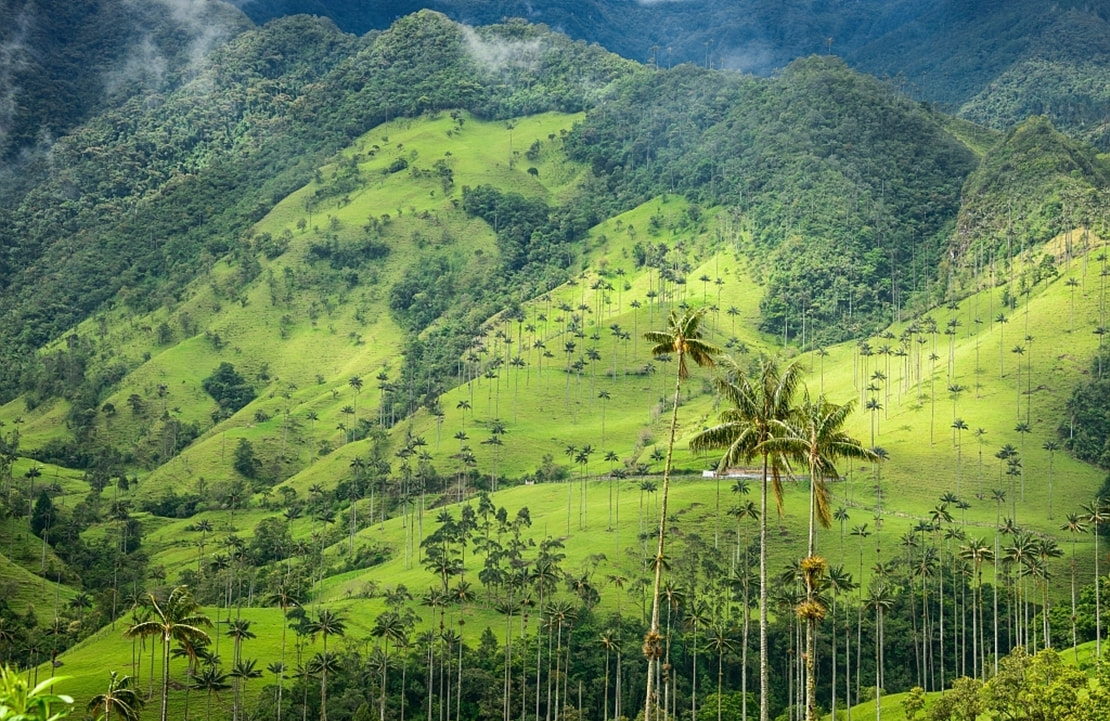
[7,0,1110,171]
[236,0,1110,148]
[3,10,1110,721]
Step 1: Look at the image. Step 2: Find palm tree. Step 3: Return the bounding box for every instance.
[349,376,363,425]
[306,610,346,721]
[226,620,256,721]
[88,671,144,721]
[600,631,617,721]
[191,665,231,721]
[864,398,882,448]
[763,394,876,721]
[265,586,302,721]
[171,636,207,721]
[866,582,896,721]
[1058,513,1087,659]
[1043,441,1059,518]
[371,610,409,721]
[958,537,993,677]
[229,659,261,721]
[690,354,803,721]
[124,586,212,721]
[1082,499,1109,665]
[849,523,870,704]
[706,625,737,721]
[1032,537,1063,648]
[641,306,719,721]
[951,418,968,493]
[826,564,857,719]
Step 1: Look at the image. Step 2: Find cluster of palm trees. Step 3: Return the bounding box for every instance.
[643,306,877,721]
[119,585,358,721]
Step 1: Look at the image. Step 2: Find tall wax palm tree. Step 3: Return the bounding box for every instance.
[1032,537,1063,648]
[641,306,719,721]
[349,376,363,425]
[88,671,144,721]
[1044,441,1060,519]
[372,610,409,721]
[229,659,261,721]
[265,586,303,721]
[191,665,231,721]
[1061,513,1088,660]
[762,393,876,721]
[1082,498,1108,666]
[599,631,616,721]
[958,537,993,677]
[690,354,803,721]
[171,636,207,721]
[866,582,896,721]
[226,620,256,721]
[849,523,870,704]
[826,564,857,719]
[124,586,212,721]
[706,625,737,721]
[306,610,346,721]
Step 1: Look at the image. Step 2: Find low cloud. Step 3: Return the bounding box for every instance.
[462,25,546,75]
[107,0,240,94]
[0,6,33,153]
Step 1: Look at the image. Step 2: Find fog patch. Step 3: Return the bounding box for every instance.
[107,0,239,95]
[462,25,546,75]
[0,6,32,153]
[716,42,777,74]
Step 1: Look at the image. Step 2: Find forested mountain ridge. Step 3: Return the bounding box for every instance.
[565,57,980,340]
[953,116,1110,267]
[0,11,632,403]
[236,0,1110,148]
[4,11,1110,460]
[7,0,1110,174]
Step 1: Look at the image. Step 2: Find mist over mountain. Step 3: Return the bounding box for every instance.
[0,0,250,166]
[4,0,1110,172]
[235,0,1110,147]
[235,0,921,73]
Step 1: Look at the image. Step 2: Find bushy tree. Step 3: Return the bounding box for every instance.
[202,363,256,419]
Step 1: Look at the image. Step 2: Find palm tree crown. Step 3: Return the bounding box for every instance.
[124,586,211,721]
[87,671,144,721]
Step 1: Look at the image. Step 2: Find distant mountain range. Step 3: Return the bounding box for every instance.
[237,0,1110,137]
[2,0,1109,168]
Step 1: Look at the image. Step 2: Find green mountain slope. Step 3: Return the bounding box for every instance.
[5,12,1110,721]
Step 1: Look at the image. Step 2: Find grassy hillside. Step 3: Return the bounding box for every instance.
[4,13,1110,721]
[4,132,1110,715]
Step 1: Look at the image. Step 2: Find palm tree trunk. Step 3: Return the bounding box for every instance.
[830,597,837,721]
[603,646,610,721]
[278,619,288,721]
[380,644,389,721]
[805,617,817,721]
[1096,530,1102,665]
[741,587,749,721]
[320,636,329,721]
[759,452,770,721]
[716,646,724,721]
[161,631,172,721]
[645,362,684,721]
